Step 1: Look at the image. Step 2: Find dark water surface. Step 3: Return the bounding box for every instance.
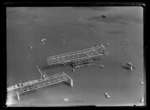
[7,7,144,106]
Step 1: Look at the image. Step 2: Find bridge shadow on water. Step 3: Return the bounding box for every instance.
[40,63,70,71]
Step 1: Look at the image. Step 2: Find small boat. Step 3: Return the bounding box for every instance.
[122,62,136,71]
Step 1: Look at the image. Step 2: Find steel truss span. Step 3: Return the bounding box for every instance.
[47,44,109,66]
[7,72,73,98]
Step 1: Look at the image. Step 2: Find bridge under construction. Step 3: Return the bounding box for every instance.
[7,43,108,102]
[7,68,73,101]
[47,44,109,68]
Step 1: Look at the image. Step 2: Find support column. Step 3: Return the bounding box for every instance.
[64,74,74,87]
[70,79,73,87]
[16,92,20,101]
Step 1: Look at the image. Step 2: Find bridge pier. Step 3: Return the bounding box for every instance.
[16,92,20,101]
[62,73,73,87]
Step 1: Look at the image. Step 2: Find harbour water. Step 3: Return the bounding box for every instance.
[7,7,144,106]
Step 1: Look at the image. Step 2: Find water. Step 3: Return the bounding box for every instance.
[7,7,144,106]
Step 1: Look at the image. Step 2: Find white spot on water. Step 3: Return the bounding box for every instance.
[64,98,69,102]
[140,81,144,85]
[99,65,104,68]
[104,92,111,98]
[31,46,33,50]
[29,42,34,50]
[41,38,46,42]
[72,68,75,72]
[140,98,144,103]
[41,38,46,45]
